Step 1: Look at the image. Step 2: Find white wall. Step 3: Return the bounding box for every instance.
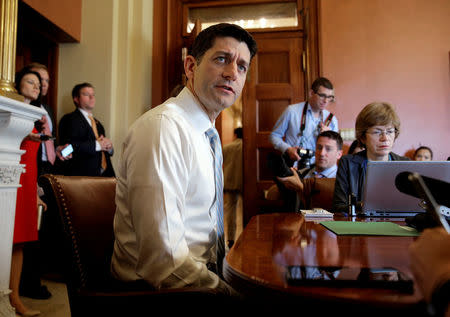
[57,0,154,170]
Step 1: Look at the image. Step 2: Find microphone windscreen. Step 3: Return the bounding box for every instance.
[395,171,416,196]
[395,171,450,207]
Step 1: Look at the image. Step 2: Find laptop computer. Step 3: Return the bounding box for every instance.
[361,161,450,217]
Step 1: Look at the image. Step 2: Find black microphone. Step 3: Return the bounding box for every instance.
[395,172,450,207]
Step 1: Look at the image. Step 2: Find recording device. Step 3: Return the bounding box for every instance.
[395,172,450,232]
[61,144,74,157]
[267,148,314,178]
[39,134,55,141]
[285,265,413,293]
[297,148,314,169]
[348,193,356,216]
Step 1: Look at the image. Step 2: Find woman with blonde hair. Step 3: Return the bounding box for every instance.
[332,102,409,214]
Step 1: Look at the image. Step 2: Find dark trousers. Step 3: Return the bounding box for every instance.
[21,161,64,292]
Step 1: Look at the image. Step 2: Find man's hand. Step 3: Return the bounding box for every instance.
[98,135,113,151]
[34,115,47,133]
[56,144,73,161]
[27,132,42,142]
[277,167,304,192]
[37,195,47,211]
[409,228,450,302]
[319,122,331,133]
[286,146,300,161]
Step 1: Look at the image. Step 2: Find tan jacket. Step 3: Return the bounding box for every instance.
[222,138,243,191]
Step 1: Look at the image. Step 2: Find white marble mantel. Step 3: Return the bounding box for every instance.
[0,95,45,316]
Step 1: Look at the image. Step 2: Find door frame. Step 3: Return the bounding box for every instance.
[151,0,320,225]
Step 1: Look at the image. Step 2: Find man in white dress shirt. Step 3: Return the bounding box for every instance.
[111,23,257,296]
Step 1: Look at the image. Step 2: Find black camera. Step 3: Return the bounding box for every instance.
[268,148,315,178]
[267,152,294,177]
[297,148,314,169]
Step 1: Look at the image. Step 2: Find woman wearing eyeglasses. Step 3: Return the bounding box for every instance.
[332,102,409,214]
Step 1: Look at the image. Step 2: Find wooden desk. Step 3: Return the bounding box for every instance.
[224,213,426,315]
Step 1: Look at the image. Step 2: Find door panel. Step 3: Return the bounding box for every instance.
[243,33,305,224]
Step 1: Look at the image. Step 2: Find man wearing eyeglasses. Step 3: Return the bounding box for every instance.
[270,77,338,168]
[269,77,338,212]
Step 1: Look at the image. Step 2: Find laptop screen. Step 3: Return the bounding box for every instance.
[362,161,450,216]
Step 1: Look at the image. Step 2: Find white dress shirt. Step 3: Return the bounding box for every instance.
[78,108,101,151]
[111,87,220,289]
[301,164,338,179]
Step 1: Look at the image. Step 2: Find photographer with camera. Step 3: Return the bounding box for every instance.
[276,131,343,207]
[269,77,338,212]
[269,77,338,169]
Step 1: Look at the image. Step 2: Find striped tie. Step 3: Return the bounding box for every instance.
[205,127,225,276]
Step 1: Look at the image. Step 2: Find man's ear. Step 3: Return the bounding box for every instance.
[184,55,197,81]
[336,150,343,160]
[73,96,79,107]
[308,89,314,99]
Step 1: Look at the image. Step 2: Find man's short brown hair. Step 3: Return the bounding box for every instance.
[72,82,94,107]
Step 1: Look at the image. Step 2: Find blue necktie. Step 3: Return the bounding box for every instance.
[205,127,225,276]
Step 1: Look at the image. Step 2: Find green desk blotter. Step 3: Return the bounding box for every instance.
[320,221,420,237]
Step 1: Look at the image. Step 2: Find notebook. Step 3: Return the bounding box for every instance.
[361,161,450,217]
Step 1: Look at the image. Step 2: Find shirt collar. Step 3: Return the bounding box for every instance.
[78,107,92,122]
[314,164,337,178]
[174,87,215,134]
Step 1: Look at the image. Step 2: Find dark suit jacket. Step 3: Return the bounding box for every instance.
[58,108,115,177]
[332,150,409,213]
[37,103,57,176]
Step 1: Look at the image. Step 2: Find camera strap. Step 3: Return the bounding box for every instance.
[299,102,334,136]
[324,113,334,126]
[299,102,308,137]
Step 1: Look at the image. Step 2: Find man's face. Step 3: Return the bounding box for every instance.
[309,85,334,112]
[75,87,96,112]
[315,136,342,172]
[32,68,49,97]
[185,36,251,119]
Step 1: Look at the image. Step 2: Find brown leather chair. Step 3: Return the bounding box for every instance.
[38,174,227,316]
[300,177,336,211]
[265,177,336,211]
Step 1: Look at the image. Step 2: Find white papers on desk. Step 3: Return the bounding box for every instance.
[301,208,333,219]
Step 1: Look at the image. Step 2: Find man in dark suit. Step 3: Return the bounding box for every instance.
[59,82,115,177]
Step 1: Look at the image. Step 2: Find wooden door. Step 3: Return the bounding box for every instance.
[242,32,305,224]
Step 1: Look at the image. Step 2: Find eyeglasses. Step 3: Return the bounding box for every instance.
[366,128,396,138]
[314,92,335,102]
